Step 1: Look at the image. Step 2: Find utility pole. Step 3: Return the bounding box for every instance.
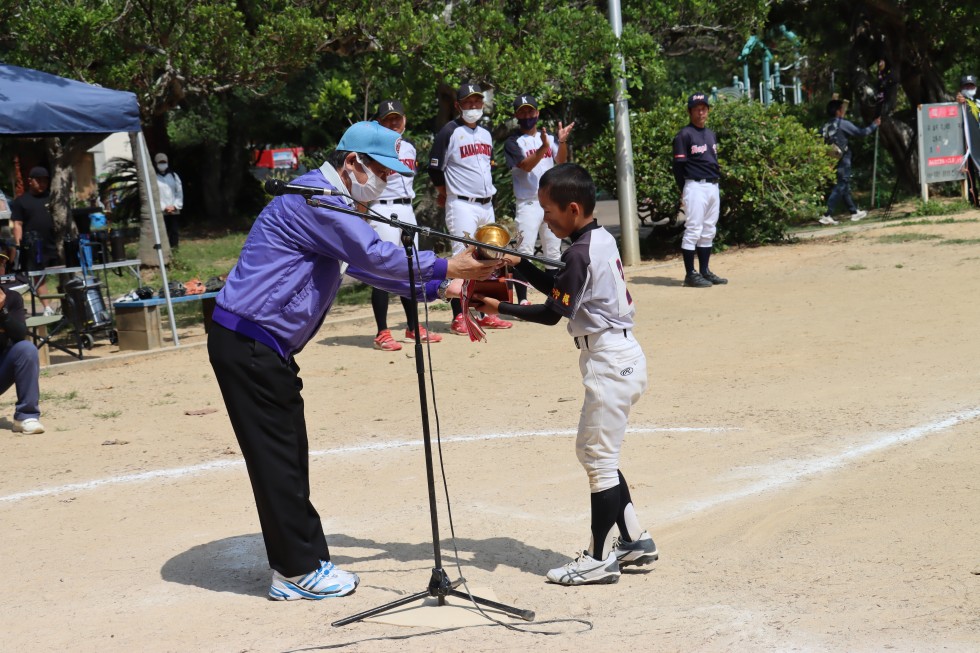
[608,0,640,265]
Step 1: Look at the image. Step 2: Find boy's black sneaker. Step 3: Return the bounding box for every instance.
[701,270,728,285]
[683,271,713,288]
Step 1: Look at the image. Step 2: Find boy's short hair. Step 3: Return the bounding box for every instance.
[826,99,844,118]
[539,163,596,216]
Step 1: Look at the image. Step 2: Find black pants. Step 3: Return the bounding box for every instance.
[164,212,180,249]
[207,323,329,577]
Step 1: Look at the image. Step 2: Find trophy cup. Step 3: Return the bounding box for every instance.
[468,224,514,303]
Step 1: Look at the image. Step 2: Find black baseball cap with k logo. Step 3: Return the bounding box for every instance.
[456,83,484,102]
[376,99,405,119]
[513,94,538,110]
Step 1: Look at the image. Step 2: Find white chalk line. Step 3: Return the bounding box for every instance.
[0,426,733,504]
[3,408,977,509]
[664,407,980,522]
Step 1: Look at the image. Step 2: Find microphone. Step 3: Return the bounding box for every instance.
[264,179,345,197]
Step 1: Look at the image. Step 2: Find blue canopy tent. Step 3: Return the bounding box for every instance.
[0,64,178,345]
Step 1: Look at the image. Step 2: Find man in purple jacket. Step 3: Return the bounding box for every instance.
[208,121,504,601]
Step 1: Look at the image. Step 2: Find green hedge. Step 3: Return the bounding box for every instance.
[579,97,835,246]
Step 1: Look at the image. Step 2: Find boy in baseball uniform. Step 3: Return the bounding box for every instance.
[367,99,443,351]
[473,163,658,585]
[428,82,512,334]
[503,93,574,305]
[672,92,727,288]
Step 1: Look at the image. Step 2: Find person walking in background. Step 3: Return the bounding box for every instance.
[504,93,573,306]
[819,100,880,225]
[155,153,184,249]
[672,93,727,288]
[367,99,442,351]
[428,82,512,334]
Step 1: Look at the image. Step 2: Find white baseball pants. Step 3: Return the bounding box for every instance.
[445,196,495,255]
[515,199,561,265]
[681,180,720,250]
[368,202,418,248]
[575,329,648,492]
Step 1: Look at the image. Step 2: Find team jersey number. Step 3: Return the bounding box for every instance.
[610,257,633,316]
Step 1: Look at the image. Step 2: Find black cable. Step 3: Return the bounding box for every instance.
[306,246,594,646]
[282,617,593,652]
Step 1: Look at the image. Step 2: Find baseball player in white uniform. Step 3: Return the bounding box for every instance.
[503,93,574,305]
[428,82,511,334]
[472,163,658,586]
[672,92,727,288]
[367,99,443,351]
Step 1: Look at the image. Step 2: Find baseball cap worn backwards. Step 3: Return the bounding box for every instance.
[28,166,49,179]
[376,99,405,119]
[688,93,710,109]
[513,94,538,111]
[337,121,413,176]
[456,83,484,102]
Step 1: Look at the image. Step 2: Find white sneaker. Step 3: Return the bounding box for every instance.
[611,531,659,567]
[268,560,359,600]
[42,306,55,317]
[818,216,838,225]
[850,210,868,221]
[546,551,620,586]
[13,418,44,434]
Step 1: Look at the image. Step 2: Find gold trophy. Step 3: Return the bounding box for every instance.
[467,224,514,302]
[473,224,512,260]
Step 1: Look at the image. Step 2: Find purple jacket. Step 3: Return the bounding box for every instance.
[214,167,447,358]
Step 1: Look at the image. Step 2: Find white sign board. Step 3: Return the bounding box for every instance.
[917,103,967,201]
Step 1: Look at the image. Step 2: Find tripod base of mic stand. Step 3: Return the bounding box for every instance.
[331,568,535,627]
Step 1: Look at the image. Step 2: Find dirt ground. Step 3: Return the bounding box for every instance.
[2,214,979,652]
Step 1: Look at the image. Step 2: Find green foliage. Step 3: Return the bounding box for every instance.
[309,78,359,125]
[97,158,140,225]
[580,97,833,246]
[910,199,973,217]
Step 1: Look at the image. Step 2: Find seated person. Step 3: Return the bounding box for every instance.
[0,284,44,434]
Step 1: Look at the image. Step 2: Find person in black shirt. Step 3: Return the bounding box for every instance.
[10,167,60,315]
[0,285,44,434]
[672,93,727,288]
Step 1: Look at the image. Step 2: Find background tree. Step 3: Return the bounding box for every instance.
[768,0,980,192]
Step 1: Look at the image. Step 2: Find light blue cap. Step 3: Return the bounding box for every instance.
[337,121,413,176]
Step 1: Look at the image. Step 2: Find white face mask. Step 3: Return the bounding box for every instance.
[156,162,167,173]
[964,88,976,100]
[348,155,388,203]
[461,108,483,124]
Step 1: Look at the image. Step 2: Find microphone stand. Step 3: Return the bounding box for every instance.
[294,194,552,627]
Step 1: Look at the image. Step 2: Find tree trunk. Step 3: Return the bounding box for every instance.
[44,134,104,254]
[129,132,171,267]
[849,0,955,192]
[43,138,71,259]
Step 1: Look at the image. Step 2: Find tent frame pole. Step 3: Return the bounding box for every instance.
[135,132,179,346]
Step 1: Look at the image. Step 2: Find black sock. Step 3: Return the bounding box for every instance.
[513,267,528,303]
[590,484,621,560]
[450,298,462,319]
[615,471,634,541]
[400,297,417,333]
[371,287,389,333]
[682,249,696,274]
[696,246,712,273]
